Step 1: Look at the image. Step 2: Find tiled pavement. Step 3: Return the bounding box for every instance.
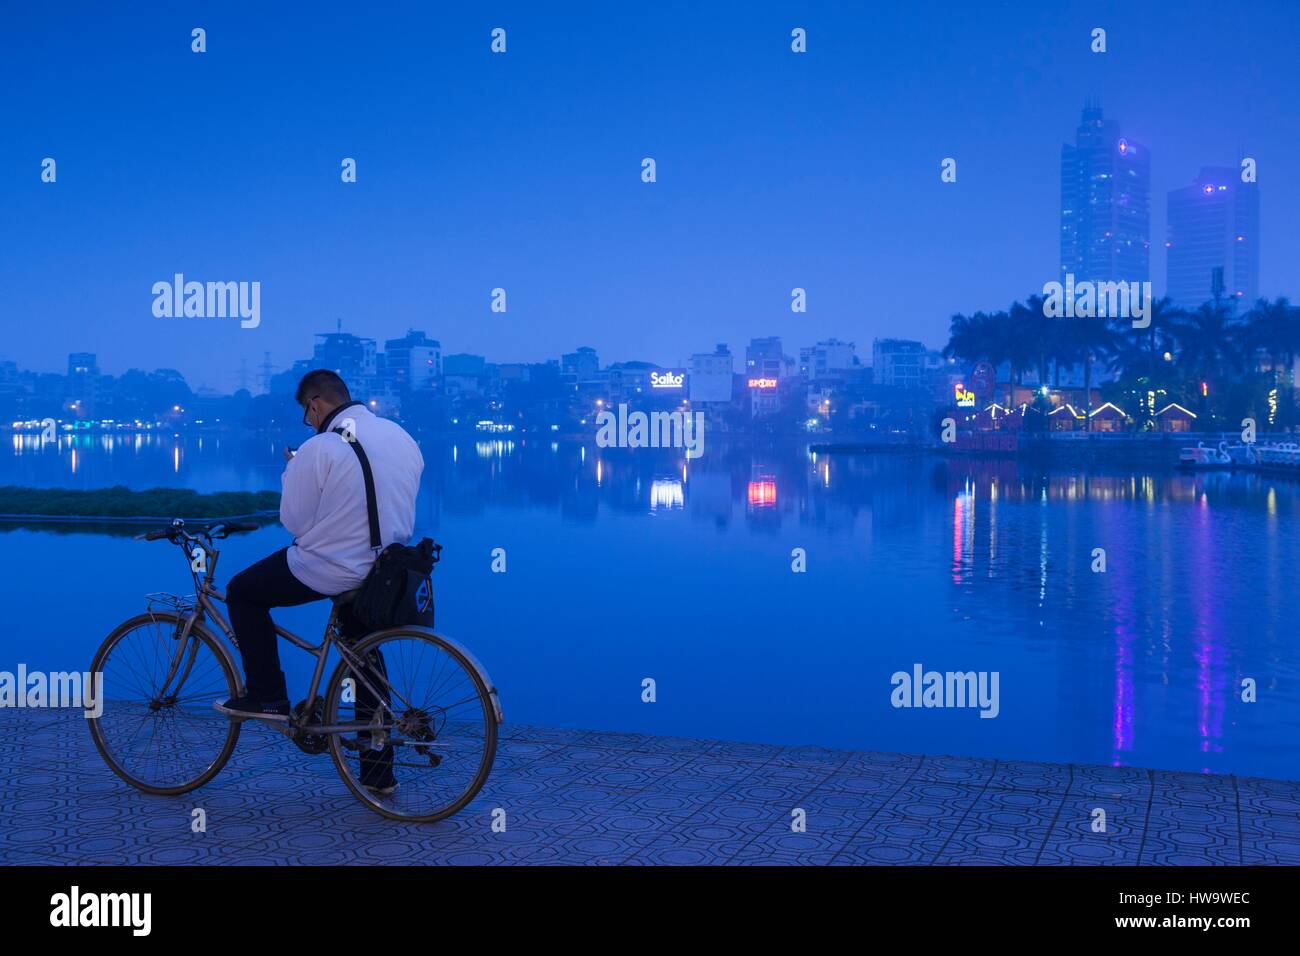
[1,709,1298,865]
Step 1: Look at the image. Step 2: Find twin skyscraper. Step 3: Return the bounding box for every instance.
[1059,102,1259,311]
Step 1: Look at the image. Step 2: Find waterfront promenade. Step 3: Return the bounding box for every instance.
[1,708,1297,865]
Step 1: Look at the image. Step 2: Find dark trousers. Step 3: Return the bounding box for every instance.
[354,648,396,785]
[228,548,394,783]
[227,548,324,701]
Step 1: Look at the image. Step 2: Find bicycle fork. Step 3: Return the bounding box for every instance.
[149,612,205,710]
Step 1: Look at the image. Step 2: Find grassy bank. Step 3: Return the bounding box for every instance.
[0,485,280,521]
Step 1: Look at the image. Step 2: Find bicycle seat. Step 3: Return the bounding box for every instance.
[332,588,360,606]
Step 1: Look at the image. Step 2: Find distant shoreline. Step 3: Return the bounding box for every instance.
[0,511,278,525]
[0,485,281,523]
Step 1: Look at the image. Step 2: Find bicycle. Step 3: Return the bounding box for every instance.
[86,518,503,822]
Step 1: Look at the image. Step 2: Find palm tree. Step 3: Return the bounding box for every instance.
[1171,300,1244,419]
[1010,296,1053,393]
[945,311,1016,403]
[1106,297,1182,425]
[990,308,1034,401]
[943,312,990,365]
[1060,316,1118,431]
[1240,297,1300,387]
[1049,312,1076,389]
[1107,297,1179,379]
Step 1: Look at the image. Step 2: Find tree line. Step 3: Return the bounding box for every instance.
[942,296,1300,430]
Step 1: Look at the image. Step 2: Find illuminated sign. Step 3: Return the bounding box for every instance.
[747,480,777,507]
[748,377,778,390]
[650,370,685,389]
[954,384,975,408]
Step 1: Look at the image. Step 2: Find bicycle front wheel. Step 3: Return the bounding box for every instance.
[324,628,499,822]
[87,612,242,795]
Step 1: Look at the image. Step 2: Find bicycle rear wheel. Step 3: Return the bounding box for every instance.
[323,628,498,822]
[87,612,242,795]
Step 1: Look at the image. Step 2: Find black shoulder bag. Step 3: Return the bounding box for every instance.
[333,426,441,631]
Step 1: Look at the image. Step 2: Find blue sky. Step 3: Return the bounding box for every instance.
[3,0,1298,391]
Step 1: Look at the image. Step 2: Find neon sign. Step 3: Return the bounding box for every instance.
[650,371,685,389]
[954,384,975,408]
[748,377,778,390]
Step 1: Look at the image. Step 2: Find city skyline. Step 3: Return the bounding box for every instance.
[5,1,1299,392]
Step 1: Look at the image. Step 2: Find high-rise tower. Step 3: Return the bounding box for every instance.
[1166,166,1259,310]
[1060,102,1151,285]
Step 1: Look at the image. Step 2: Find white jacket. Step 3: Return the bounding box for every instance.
[280,403,425,596]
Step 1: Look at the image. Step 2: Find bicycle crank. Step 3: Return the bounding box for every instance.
[289,697,329,755]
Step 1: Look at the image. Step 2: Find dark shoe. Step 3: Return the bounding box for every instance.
[214,695,291,722]
[365,778,399,796]
[360,747,398,795]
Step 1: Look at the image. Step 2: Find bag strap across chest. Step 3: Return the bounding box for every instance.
[333,426,381,551]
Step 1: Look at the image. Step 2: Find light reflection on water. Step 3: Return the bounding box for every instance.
[1,433,1296,780]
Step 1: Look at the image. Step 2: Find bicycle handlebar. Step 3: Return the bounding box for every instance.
[135,519,261,542]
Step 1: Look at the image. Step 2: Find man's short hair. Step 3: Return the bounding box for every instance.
[295,369,351,406]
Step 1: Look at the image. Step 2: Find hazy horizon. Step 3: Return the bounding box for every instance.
[4,0,1299,391]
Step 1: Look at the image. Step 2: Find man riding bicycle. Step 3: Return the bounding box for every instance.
[215,369,425,794]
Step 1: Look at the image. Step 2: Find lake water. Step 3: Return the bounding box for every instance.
[2,431,1298,781]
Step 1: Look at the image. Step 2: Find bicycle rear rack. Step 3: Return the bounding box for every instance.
[145,592,198,615]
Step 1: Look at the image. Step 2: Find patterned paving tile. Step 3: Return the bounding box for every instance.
[2,710,1298,865]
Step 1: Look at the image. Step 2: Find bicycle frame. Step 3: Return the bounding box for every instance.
[154,533,406,739]
[94,518,504,821]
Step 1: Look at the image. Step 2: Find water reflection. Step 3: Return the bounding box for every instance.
[649,479,683,511]
[475,440,514,459]
[747,478,777,509]
[1,433,1297,778]
[424,443,1292,777]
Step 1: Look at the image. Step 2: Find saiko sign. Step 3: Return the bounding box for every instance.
[650,370,685,389]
